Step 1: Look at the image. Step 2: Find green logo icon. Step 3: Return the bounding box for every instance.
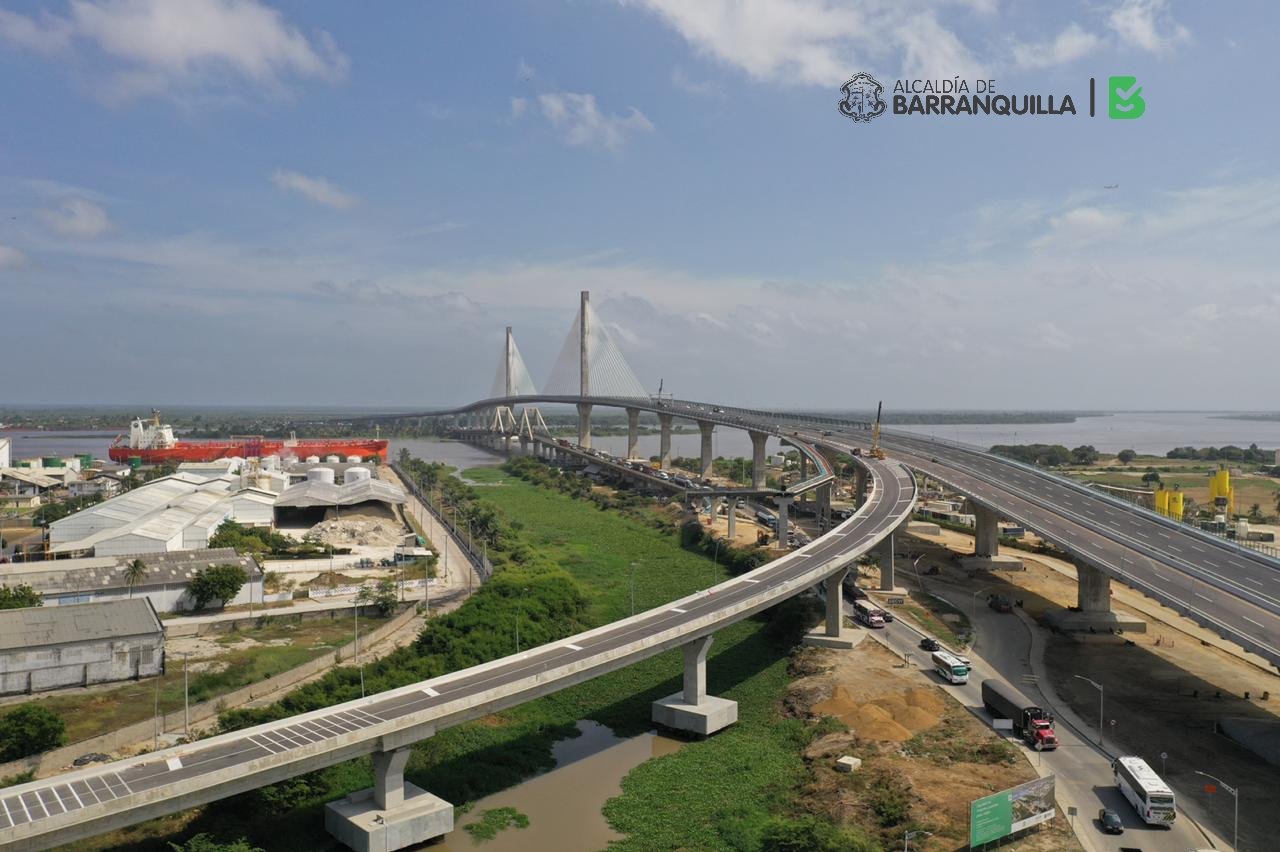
[1108,76,1145,119]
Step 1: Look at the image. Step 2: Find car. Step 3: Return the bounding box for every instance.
[1097,808,1124,835]
[919,637,941,652]
[878,609,895,623]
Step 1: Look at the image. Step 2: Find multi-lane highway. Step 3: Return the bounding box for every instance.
[0,457,915,850]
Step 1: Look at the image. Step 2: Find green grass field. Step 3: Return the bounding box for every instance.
[79,464,831,851]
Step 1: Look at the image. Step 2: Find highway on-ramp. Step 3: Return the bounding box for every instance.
[0,459,915,851]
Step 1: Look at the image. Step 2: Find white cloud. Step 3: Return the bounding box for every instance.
[1012,22,1101,69]
[0,0,348,102]
[0,245,29,268]
[625,0,984,85]
[271,169,358,209]
[40,198,111,237]
[1032,205,1130,248]
[671,67,723,97]
[1108,0,1190,53]
[516,59,535,81]
[510,97,528,118]
[534,92,654,151]
[1186,303,1218,322]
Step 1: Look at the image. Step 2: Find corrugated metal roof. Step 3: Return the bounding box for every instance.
[0,598,162,652]
[274,478,406,508]
[4,548,262,595]
[0,468,60,489]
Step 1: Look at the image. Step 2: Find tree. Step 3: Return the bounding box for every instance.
[125,559,148,598]
[1248,503,1263,522]
[397,447,411,466]
[358,578,399,616]
[168,835,264,852]
[1117,449,1137,464]
[1141,470,1162,485]
[1071,445,1099,465]
[0,584,43,610]
[0,705,66,761]
[188,564,248,610]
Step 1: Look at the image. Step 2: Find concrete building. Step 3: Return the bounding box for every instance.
[0,548,263,611]
[68,477,124,499]
[0,468,60,499]
[0,437,9,469]
[273,472,406,527]
[0,598,164,695]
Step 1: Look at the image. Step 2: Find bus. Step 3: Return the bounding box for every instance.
[931,650,970,684]
[853,599,885,628]
[1112,756,1176,825]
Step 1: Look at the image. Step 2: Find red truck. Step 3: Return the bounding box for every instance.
[981,679,1059,750]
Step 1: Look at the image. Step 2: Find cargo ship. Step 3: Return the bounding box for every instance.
[108,411,388,464]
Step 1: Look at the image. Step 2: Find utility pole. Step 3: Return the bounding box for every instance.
[1073,674,1104,747]
[1194,770,1238,852]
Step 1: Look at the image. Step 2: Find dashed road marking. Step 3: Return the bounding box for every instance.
[565,643,584,651]
[166,756,183,772]
[422,687,440,698]
[669,607,687,614]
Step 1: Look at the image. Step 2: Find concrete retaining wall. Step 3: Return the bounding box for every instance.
[0,604,419,780]
[163,602,388,638]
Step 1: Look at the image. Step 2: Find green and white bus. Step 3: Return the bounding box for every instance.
[931,650,970,684]
[1113,756,1176,825]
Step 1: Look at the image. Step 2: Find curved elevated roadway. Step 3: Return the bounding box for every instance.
[0,455,914,850]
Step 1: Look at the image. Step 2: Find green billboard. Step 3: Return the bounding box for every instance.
[969,775,1056,848]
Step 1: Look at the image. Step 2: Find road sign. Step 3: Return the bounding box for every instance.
[1204,784,1217,794]
[969,775,1056,847]
[1067,806,1077,816]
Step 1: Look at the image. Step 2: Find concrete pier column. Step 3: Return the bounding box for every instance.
[326,747,454,852]
[576,402,593,449]
[878,532,896,591]
[817,482,832,527]
[626,407,640,460]
[803,566,858,649]
[776,496,793,548]
[698,420,715,480]
[726,497,738,541]
[798,452,808,482]
[373,747,411,810]
[749,431,768,490]
[1078,563,1111,613]
[518,436,529,456]
[854,467,868,507]
[658,414,673,470]
[973,504,999,558]
[652,635,738,736]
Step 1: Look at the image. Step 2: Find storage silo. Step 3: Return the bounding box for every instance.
[307,467,336,484]
[345,467,372,483]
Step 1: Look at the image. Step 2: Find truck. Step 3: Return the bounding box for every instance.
[981,679,1059,750]
[988,594,1013,613]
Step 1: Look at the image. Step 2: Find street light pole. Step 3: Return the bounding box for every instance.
[1073,674,1104,747]
[904,829,932,851]
[1194,770,1238,852]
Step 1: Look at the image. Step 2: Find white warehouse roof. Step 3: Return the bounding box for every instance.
[274,477,406,509]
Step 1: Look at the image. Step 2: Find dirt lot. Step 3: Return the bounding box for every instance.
[906,526,1280,850]
[788,641,1079,851]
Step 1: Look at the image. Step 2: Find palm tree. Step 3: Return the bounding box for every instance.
[125,559,147,598]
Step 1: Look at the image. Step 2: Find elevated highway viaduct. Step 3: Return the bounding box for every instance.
[0,425,912,851]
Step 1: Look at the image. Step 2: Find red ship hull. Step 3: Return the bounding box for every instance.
[109,438,389,464]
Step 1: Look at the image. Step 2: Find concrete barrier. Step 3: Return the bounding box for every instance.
[0,604,420,780]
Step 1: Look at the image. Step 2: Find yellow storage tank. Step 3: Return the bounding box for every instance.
[1168,489,1184,521]
[1154,488,1170,516]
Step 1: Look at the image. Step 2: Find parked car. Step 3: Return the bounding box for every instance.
[919,637,941,652]
[1097,809,1124,835]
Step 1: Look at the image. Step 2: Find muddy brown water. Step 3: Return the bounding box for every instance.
[431,720,683,851]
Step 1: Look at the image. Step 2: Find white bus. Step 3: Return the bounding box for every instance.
[1113,756,1176,825]
[931,650,970,684]
[853,599,885,628]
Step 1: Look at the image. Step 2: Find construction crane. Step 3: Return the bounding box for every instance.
[870,400,886,459]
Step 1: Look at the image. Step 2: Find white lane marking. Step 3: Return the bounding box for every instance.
[111,772,132,795]
[565,643,584,651]
[75,780,101,805]
[1243,577,1263,587]
[16,793,30,822]
[38,789,62,816]
[1169,546,1182,554]
[1152,572,1166,581]
[1194,592,1213,602]
[741,578,761,584]
[1158,532,1172,539]
[1,797,11,827]
[249,735,282,754]
[66,783,86,809]
[669,607,688,614]
[351,708,384,724]
[422,687,440,698]
[1244,616,1265,628]
[166,756,183,771]
[24,792,48,819]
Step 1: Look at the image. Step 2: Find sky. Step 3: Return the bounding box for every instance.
[0,0,1276,411]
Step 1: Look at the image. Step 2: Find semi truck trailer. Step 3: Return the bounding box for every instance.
[981,679,1059,750]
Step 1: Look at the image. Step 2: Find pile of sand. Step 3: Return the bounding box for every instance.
[811,686,943,742]
[306,514,405,547]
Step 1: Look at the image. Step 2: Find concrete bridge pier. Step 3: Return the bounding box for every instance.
[326,746,453,852]
[797,453,808,496]
[749,430,768,490]
[652,635,737,736]
[817,482,832,528]
[854,467,868,507]
[518,436,529,456]
[698,420,714,480]
[878,531,895,591]
[658,414,673,469]
[576,402,593,449]
[626,407,640,459]
[1047,562,1146,634]
[960,503,1023,570]
[776,496,793,547]
[803,566,859,649]
[726,497,738,540]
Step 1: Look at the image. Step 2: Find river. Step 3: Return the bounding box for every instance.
[7,412,1279,463]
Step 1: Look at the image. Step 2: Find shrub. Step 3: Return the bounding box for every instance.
[0,584,42,610]
[189,563,248,610]
[0,705,66,761]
